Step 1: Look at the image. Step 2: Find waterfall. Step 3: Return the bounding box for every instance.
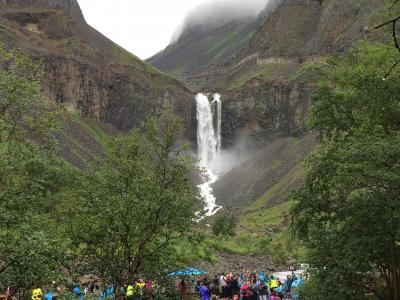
[213,94,222,155]
[196,93,222,218]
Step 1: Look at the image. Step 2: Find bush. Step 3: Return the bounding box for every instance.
[212,213,236,237]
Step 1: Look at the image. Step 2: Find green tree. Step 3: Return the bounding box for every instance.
[290,43,400,299]
[268,232,306,268]
[0,45,72,291]
[0,44,59,147]
[212,213,236,237]
[65,113,198,284]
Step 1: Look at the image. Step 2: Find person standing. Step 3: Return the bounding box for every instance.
[257,281,268,300]
[219,273,228,299]
[283,275,293,300]
[145,280,153,300]
[200,283,211,300]
[268,276,280,293]
[240,281,251,300]
[178,279,188,300]
[135,279,145,300]
[32,288,43,300]
[195,281,202,295]
[44,290,53,300]
[232,274,240,299]
[126,283,134,300]
[250,279,258,300]
[269,290,279,300]
[225,273,234,300]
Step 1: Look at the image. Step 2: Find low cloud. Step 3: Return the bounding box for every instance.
[172,0,274,42]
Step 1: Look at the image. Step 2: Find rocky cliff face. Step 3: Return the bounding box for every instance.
[219,0,385,143]
[147,0,386,143]
[0,0,196,140]
[221,79,312,144]
[245,0,385,59]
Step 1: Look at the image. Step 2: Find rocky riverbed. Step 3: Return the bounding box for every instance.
[195,251,275,275]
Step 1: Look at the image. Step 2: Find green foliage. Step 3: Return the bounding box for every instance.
[242,200,293,229]
[0,139,74,289]
[291,42,400,299]
[268,232,306,267]
[208,234,271,255]
[308,43,400,138]
[64,112,198,284]
[231,65,276,89]
[0,43,202,289]
[173,235,215,265]
[290,62,328,83]
[212,213,236,237]
[0,45,74,289]
[0,44,60,148]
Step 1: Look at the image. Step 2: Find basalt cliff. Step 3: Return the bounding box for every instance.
[150,0,385,143]
[0,0,196,149]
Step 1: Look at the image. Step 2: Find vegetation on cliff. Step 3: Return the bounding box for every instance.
[291,42,400,299]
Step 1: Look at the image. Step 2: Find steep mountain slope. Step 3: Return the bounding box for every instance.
[148,19,257,82]
[214,135,315,212]
[218,0,386,143]
[147,0,389,229]
[245,0,385,59]
[212,0,387,228]
[149,0,385,91]
[0,0,196,143]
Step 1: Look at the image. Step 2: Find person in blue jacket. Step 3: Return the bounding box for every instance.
[44,290,53,300]
[105,285,114,299]
[200,282,211,300]
[73,286,84,300]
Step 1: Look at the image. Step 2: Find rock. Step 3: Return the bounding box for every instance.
[0,0,197,143]
[195,251,276,276]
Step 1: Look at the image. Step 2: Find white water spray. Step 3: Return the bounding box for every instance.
[196,93,222,217]
[213,94,222,155]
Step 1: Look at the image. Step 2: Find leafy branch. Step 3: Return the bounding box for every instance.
[376,13,400,78]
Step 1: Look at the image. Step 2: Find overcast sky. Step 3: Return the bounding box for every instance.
[77,0,208,60]
[77,0,269,60]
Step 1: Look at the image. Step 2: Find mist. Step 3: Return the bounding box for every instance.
[210,134,262,176]
[171,0,273,42]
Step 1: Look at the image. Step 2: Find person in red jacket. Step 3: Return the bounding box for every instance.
[240,280,251,300]
[178,280,188,300]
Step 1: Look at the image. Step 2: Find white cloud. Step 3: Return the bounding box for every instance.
[172,0,270,42]
[77,0,268,60]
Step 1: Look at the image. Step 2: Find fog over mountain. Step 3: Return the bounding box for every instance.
[171,0,273,42]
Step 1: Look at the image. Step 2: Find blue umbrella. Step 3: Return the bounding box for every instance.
[168,267,207,276]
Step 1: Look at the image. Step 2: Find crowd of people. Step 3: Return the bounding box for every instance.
[26,279,157,300]
[4,271,305,300]
[181,271,306,300]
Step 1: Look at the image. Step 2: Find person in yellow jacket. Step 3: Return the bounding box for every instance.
[135,279,145,298]
[268,276,280,291]
[32,288,43,300]
[126,284,134,299]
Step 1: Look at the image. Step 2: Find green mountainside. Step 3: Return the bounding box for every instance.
[149,0,386,91]
[148,19,257,81]
[0,0,196,162]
